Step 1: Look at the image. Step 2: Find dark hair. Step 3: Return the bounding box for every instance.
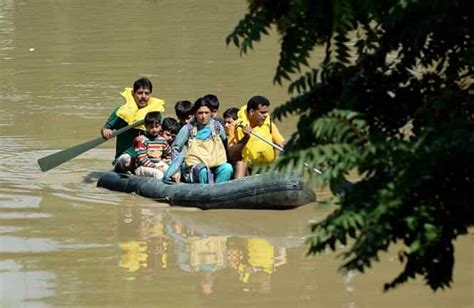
[247,95,270,112]
[174,100,193,120]
[223,107,239,120]
[133,77,153,93]
[144,111,161,126]
[203,94,220,111]
[161,117,179,135]
[192,97,213,114]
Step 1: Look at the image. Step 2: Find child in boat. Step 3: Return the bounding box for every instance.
[204,94,225,126]
[133,111,172,179]
[161,117,179,145]
[174,100,193,130]
[223,107,239,135]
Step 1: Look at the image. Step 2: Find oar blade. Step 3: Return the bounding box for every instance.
[37,119,144,172]
[38,137,105,172]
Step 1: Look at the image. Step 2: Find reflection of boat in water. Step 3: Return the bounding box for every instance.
[97,172,316,210]
[115,206,312,294]
[117,207,170,272]
[170,206,315,248]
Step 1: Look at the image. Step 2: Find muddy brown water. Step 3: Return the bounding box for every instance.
[0,1,472,306]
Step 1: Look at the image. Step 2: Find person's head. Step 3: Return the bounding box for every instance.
[204,94,220,117]
[133,77,153,109]
[223,107,239,129]
[174,100,193,124]
[193,97,213,125]
[144,111,162,137]
[199,272,215,296]
[247,95,270,126]
[161,117,179,144]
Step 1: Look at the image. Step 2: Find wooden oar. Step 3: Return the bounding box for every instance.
[238,123,323,174]
[37,119,144,172]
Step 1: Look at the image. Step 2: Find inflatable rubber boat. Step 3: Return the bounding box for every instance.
[97,172,316,210]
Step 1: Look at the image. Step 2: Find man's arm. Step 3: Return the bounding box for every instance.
[227,123,250,162]
[101,107,123,140]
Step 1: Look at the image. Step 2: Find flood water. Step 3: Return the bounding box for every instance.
[0,0,472,307]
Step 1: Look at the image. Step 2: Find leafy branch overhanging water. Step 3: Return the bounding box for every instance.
[228,0,473,291]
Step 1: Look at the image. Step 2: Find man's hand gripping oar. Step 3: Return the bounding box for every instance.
[236,122,323,175]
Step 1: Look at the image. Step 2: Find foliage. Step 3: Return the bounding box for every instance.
[228,0,473,291]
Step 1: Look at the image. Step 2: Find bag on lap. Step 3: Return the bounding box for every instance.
[184,121,227,168]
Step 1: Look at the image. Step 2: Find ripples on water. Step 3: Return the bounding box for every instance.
[0,134,324,305]
[0,141,122,305]
[0,268,56,307]
[1,1,471,306]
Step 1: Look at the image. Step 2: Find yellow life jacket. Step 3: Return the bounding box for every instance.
[247,238,275,274]
[116,88,165,130]
[119,241,148,272]
[236,105,277,165]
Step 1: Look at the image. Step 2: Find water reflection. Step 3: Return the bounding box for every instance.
[0,194,42,208]
[233,238,287,294]
[166,222,228,295]
[0,236,59,253]
[0,0,470,305]
[0,268,55,307]
[116,207,307,296]
[118,208,170,273]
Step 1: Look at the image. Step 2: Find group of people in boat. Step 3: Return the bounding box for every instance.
[101,77,285,184]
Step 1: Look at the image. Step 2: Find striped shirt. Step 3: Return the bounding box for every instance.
[134,134,172,169]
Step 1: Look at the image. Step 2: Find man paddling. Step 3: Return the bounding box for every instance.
[101,77,165,173]
[227,95,285,178]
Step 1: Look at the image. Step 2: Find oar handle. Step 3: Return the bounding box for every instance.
[237,122,284,151]
[110,119,145,138]
[248,130,285,153]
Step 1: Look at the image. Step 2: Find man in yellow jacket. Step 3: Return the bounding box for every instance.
[101,77,165,173]
[227,95,284,178]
